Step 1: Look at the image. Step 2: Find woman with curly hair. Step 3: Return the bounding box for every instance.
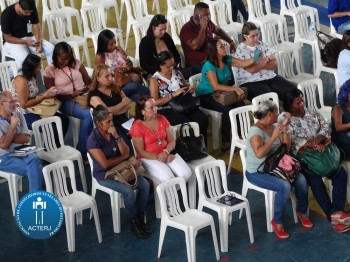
[332,79,350,159]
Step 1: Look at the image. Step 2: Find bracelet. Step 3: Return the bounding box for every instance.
[115,136,122,142]
[163,149,170,155]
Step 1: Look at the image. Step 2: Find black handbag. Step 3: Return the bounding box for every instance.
[175,123,208,161]
[258,143,300,183]
[168,93,200,113]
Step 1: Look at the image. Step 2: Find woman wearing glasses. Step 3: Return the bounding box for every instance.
[233,22,297,101]
[44,42,92,160]
[196,37,254,151]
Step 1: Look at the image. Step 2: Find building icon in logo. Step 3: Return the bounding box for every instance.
[33,197,46,225]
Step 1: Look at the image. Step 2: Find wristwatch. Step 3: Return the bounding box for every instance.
[115,136,122,142]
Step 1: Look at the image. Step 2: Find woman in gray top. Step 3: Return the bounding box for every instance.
[245,100,311,239]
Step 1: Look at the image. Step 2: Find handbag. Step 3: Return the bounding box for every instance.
[217,193,244,206]
[297,141,342,179]
[114,67,146,87]
[175,123,208,161]
[211,87,248,106]
[72,93,88,109]
[26,97,61,118]
[258,143,300,183]
[168,93,200,113]
[104,156,145,189]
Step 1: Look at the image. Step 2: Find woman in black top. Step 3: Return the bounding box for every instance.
[88,64,132,149]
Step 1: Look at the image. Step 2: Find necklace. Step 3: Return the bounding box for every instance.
[143,120,163,146]
[155,130,162,146]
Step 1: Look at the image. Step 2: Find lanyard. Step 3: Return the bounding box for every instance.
[60,67,76,91]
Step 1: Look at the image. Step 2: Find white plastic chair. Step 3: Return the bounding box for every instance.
[329,18,342,40]
[227,105,255,174]
[189,73,222,150]
[157,177,220,262]
[167,9,191,46]
[43,160,102,252]
[203,0,243,38]
[133,23,148,64]
[32,116,88,193]
[87,153,126,233]
[0,171,23,216]
[123,0,153,50]
[195,160,254,252]
[252,92,279,118]
[173,122,216,209]
[46,12,91,67]
[81,0,121,30]
[80,5,124,53]
[167,0,194,17]
[297,78,332,123]
[0,61,18,91]
[240,148,298,232]
[41,0,83,37]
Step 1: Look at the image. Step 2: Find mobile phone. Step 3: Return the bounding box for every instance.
[194,14,201,21]
[34,42,40,46]
[183,87,190,95]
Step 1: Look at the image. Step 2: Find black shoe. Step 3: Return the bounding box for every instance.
[138,212,153,234]
[130,218,148,239]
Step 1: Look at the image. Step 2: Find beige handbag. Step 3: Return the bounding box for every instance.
[211,87,248,106]
[26,98,61,118]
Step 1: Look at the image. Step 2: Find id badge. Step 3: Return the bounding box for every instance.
[27,21,32,33]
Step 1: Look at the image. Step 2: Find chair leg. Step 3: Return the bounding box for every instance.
[239,180,248,219]
[112,192,121,233]
[154,183,161,219]
[218,213,228,252]
[77,157,88,193]
[188,174,196,209]
[65,210,75,252]
[157,223,167,258]
[227,145,236,175]
[210,220,220,261]
[290,191,298,224]
[91,201,102,243]
[266,191,274,232]
[186,228,194,262]
[244,203,255,244]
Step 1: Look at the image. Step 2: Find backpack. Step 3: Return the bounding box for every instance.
[316,31,342,68]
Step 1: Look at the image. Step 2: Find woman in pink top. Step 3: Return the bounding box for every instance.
[43,42,92,160]
[129,95,191,183]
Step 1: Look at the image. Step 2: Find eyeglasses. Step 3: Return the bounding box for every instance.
[246,33,260,39]
[2,100,17,104]
[217,43,228,49]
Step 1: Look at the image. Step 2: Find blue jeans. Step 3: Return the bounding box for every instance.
[59,100,93,159]
[303,166,347,221]
[121,81,150,102]
[246,171,308,224]
[97,175,150,219]
[337,20,350,35]
[0,153,42,191]
[231,0,249,21]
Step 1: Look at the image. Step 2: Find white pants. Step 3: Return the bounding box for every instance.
[4,36,54,71]
[141,153,192,183]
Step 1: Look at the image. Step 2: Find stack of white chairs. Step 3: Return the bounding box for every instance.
[123,0,153,50]
[167,0,194,17]
[157,176,220,262]
[189,73,222,151]
[80,4,124,53]
[41,0,83,37]
[43,160,102,252]
[46,12,91,67]
[168,9,191,46]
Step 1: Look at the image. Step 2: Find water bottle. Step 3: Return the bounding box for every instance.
[309,20,316,38]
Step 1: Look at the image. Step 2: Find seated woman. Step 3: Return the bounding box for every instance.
[43,42,92,160]
[139,14,193,79]
[337,30,350,88]
[11,54,69,135]
[233,22,297,101]
[87,105,151,239]
[332,79,350,159]
[88,64,133,150]
[149,50,208,144]
[246,100,312,239]
[95,29,149,101]
[196,37,253,150]
[129,96,192,183]
[279,88,350,233]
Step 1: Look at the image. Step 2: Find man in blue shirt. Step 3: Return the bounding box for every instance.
[328,0,350,35]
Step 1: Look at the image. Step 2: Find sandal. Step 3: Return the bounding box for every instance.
[333,224,350,233]
[331,212,350,226]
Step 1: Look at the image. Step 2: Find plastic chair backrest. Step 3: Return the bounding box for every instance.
[124,0,149,20]
[133,23,148,61]
[280,0,301,10]
[46,13,73,43]
[260,18,288,46]
[43,159,77,198]
[247,0,272,19]
[32,116,65,152]
[80,5,106,37]
[156,176,189,218]
[210,0,234,29]
[0,61,18,91]
[42,0,65,11]
[188,73,201,89]
[168,0,193,12]
[196,160,228,200]
[168,9,191,46]
[297,78,325,110]
[229,105,254,143]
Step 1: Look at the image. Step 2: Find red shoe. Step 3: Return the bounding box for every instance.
[271,220,289,239]
[331,212,350,226]
[333,224,350,233]
[297,211,313,228]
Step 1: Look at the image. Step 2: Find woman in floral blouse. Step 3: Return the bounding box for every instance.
[278,88,350,233]
[149,50,208,143]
